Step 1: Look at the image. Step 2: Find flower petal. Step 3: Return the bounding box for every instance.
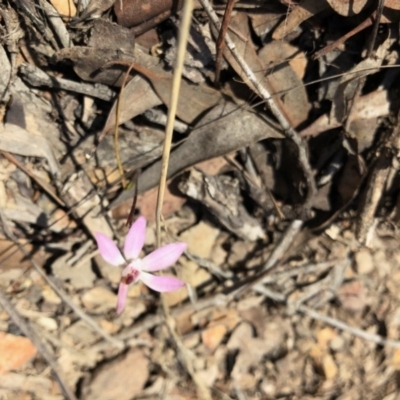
[95,233,125,266]
[141,242,187,272]
[140,272,185,292]
[124,216,147,260]
[116,282,129,314]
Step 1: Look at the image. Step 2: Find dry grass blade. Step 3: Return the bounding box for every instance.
[113,63,137,189]
[155,1,193,245]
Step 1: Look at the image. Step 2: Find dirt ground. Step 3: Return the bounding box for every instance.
[1,0,400,399]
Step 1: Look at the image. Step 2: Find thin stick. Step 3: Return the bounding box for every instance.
[155,0,195,246]
[199,0,316,211]
[367,0,385,58]
[126,168,140,228]
[214,0,235,85]
[298,304,400,349]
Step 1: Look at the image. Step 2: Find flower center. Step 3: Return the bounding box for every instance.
[122,268,139,285]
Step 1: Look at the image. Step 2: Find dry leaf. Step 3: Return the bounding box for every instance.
[49,0,76,19]
[326,0,369,16]
[126,63,222,124]
[273,0,329,40]
[0,123,60,177]
[112,101,283,207]
[258,40,310,127]
[115,0,183,28]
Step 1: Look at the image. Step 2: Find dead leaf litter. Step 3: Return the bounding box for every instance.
[1,0,400,399]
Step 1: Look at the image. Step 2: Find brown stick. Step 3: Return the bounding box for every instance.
[214,0,235,85]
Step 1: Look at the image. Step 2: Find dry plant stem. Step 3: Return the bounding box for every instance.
[155,0,194,246]
[214,0,235,85]
[0,209,77,400]
[313,16,373,60]
[356,149,391,244]
[199,0,316,210]
[155,1,212,399]
[298,305,400,349]
[0,210,124,349]
[114,64,137,189]
[367,0,385,58]
[0,290,78,400]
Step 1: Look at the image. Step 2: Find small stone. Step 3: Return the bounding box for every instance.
[163,286,188,307]
[41,285,61,305]
[180,221,220,259]
[180,260,211,288]
[196,364,218,386]
[322,354,338,380]
[52,253,96,289]
[183,332,200,349]
[62,320,99,347]
[36,317,58,331]
[0,332,37,374]
[99,319,120,335]
[81,287,117,314]
[355,248,374,275]
[87,350,149,400]
[325,224,341,240]
[201,324,227,352]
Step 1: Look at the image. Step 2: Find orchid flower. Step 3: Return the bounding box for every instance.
[95,216,186,314]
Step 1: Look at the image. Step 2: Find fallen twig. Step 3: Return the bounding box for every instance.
[19,63,116,101]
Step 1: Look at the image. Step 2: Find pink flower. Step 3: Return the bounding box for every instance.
[95,216,186,314]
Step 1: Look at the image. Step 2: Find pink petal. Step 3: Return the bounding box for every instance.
[116,282,129,314]
[95,233,125,266]
[140,272,185,292]
[141,242,187,272]
[124,216,147,260]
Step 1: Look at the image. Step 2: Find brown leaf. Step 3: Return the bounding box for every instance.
[115,0,183,28]
[101,73,161,134]
[326,0,369,16]
[273,0,329,40]
[258,40,311,127]
[225,12,309,127]
[111,101,283,208]
[125,63,222,124]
